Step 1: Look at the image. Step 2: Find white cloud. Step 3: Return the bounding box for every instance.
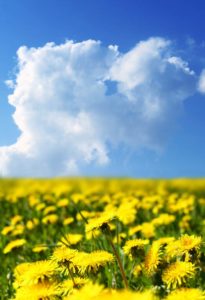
[0,37,197,176]
[198,69,205,93]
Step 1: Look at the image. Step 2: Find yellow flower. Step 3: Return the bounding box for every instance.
[72,250,114,274]
[52,246,77,264]
[1,225,14,235]
[14,282,60,300]
[86,211,116,232]
[59,277,88,295]
[141,222,155,238]
[11,215,23,225]
[123,239,149,256]
[63,217,74,225]
[32,245,48,253]
[165,235,202,261]
[162,261,196,289]
[3,239,26,254]
[43,205,57,215]
[165,288,205,300]
[144,241,162,275]
[63,282,104,300]
[57,198,69,207]
[18,260,57,286]
[59,233,83,246]
[42,214,58,224]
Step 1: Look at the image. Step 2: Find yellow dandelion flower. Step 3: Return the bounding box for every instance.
[123,239,149,257]
[42,214,58,224]
[141,222,155,238]
[14,262,31,288]
[57,198,69,207]
[32,245,48,253]
[132,264,143,277]
[1,225,14,235]
[43,205,57,215]
[63,282,104,300]
[59,277,88,295]
[18,260,57,286]
[14,282,60,300]
[72,250,114,274]
[162,261,196,289]
[59,233,83,246]
[52,246,77,264]
[86,211,116,232]
[11,215,23,225]
[63,217,74,225]
[165,288,205,300]
[11,224,25,236]
[3,239,26,254]
[165,235,202,261]
[144,241,162,275]
[36,202,46,211]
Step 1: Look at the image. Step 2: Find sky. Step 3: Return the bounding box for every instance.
[0,0,205,177]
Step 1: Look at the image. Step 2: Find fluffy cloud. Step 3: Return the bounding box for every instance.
[0,37,197,176]
[198,69,205,93]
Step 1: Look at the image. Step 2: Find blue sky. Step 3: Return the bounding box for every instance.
[0,0,205,177]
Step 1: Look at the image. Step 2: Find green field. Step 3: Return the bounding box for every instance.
[1,178,205,300]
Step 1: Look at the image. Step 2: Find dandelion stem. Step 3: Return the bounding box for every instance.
[104,225,128,289]
[67,264,77,287]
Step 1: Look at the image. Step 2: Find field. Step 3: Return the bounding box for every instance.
[1,178,205,299]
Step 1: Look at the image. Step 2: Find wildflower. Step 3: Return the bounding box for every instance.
[43,205,57,215]
[86,211,116,232]
[132,264,143,277]
[165,288,205,300]
[18,260,57,286]
[42,214,58,224]
[63,282,104,300]
[72,250,114,274]
[3,239,26,254]
[32,245,48,253]
[59,233,83,246]
[162,261,196,289]
[165,235,202,261]
[63,217,74,225]
[123,239,149,257]
[14,282,60,300]
[144,241,162,275]
[141,222,155,238]
[52,246,77,264]
[57,198,69,207]
[11,215,23,225]
[59,277,88,295]
[1,225,14,235]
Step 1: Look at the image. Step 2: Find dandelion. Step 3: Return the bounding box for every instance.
[162,261,196,289]
[85,211,116,232]
[144,241,162,275]
[63,282,104,300]
[14,282,60,300]
[32,244,48,253]
[3,239,26,254]
[72,250,114,274]
[63,217,74,225]
[59,233,83,246]
[123,238,149,258]
[165,235,202,261]
[42,214,58,224]
[52,246,77,264]
[165,288,205,300]
[18,260,57,286]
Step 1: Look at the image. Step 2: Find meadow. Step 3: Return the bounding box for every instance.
[1,178,205,299]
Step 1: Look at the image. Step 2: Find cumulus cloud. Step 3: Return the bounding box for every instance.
[198,69,205,93]
[0,37,197,176]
